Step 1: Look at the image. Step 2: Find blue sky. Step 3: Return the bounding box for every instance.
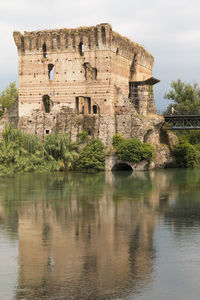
[1,0,200,111]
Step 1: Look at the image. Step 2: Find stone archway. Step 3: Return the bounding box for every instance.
[111,163,133,172]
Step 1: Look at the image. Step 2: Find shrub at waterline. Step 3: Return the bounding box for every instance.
[173,142,199,168]
[0,124,56,173]
[75,139,105,171]
[112,134,154,164]
[0,124,78,174]
[44,130,79,170]
[112,133,124,148]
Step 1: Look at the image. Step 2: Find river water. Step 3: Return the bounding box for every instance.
[0,169,200,300]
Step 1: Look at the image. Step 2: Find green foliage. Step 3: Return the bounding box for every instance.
[112,134,124,148]
[173,142,199,168]
[0,124,80,174]
[115,138,154,164]
[44,130,78,169]
[77,130,89,144]
[0,82,18,110]
[3,123,42,153]
[177,130,200,146]
[76,138,105,171]
[164,79,200,115]
[112,134,154,164]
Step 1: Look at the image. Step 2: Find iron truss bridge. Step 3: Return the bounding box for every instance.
[164,115,200,130]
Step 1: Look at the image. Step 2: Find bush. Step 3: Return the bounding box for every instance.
[44,130,79,170]
[173,142,199,168]
[77,130,89,144]
[178,130,200,146]
[113,136,154,164]
[76,139,105,171]
[0,125,79,174]
[112,134,124,148]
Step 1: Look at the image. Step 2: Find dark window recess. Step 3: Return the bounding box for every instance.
[75,96,91,114]
[21,37,25,52]
[42,95,51,113]
[79,42,84,56]
[93,105,98,114]
[46,130,50,134]
[42,43,47,58]
[83,63,97,80]
[48,64,54,80]
[92,68,97,80]
[76,97,79,113]
[87,98,91,114]
[101,26,106,44]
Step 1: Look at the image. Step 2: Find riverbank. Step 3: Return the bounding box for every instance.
[0,123,199,175]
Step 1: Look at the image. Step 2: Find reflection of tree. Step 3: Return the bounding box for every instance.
[162,169,200,231]
[112,171,153,203]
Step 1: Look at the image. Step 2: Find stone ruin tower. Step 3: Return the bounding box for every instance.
[13,24,160,145]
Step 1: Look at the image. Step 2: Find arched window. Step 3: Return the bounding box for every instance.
[42,43,47,58]
[93,105,98,114]
[48,64,54,80]
[79,42,84,56]
[42,95,51,113]
[92,68,97,80]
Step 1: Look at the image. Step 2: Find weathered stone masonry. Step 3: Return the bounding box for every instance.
[13,23,163,148]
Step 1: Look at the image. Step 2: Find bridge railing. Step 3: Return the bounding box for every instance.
[164,115,200,130]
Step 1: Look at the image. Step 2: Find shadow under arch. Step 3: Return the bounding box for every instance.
[112,163,133,172]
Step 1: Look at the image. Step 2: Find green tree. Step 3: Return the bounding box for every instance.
[76,139,105,171]
[0,82,18,110]
[112,134,154,164]
[44,130,78,170]
[112,133,124,148]
[173,142,199,168]
[164,79,200,115]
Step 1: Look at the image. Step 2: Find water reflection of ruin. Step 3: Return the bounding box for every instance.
[0,171,180,299]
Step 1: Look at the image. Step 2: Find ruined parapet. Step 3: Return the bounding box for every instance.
[13,24,112,55]
[111,31,154,81]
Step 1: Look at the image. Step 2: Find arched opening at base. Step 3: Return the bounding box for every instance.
[112,163,133,172]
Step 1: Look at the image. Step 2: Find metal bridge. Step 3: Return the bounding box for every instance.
[164,115,200,130]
